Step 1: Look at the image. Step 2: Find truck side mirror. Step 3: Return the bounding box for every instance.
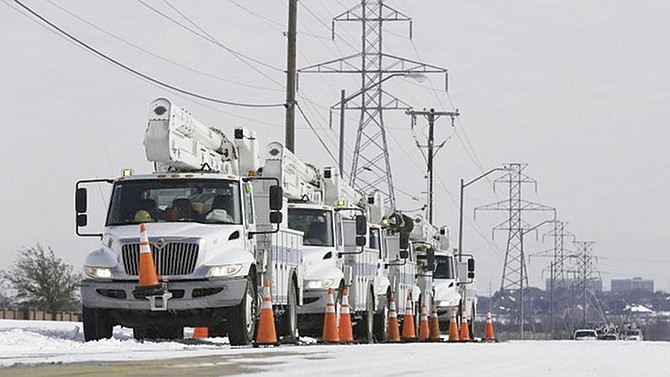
[269,211,283,224]
[399,232,409,250]
[77,214,88,227]
[468,257,475,279]
[355,215,367,236]
[426,248,435,271]
[269,185,283,210]
[356,236,366,247]
[76,188,87,213]
[399,249,408,259]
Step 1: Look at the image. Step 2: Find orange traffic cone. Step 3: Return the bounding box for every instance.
[484,310,496,342]
[255,278,277,346]
[134,223,161,295]
[429,299,441,342]
[448,308,460,342]
[401,293,416,341]
[339,288,354,343]
[322,287,340,344]
[386,295,400,343]
[459,305,471,342]
[193,327,208,339]
[418,299,430,341]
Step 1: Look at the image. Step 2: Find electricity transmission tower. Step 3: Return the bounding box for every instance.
[475,163,555,293]
[543,221,575,290]
[299,0,449,210]
[571,241,599,327]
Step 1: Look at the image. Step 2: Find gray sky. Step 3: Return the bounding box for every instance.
[1,0,669,292]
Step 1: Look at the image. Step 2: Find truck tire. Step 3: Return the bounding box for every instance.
[278,279,298,344]
[82,306,113,341]
[355,288,374,343]
[228,276,258,346]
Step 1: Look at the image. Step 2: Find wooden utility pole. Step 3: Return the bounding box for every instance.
[285,0,298,152]
[406,108,459,223]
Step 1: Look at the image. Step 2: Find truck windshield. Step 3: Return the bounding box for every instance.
[106,179,242,225]
[433,255,454,279]
[288,208,334,247]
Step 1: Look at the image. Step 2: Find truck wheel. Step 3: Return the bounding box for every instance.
[82,306,113,341]
[355,289,375,343]
[228,276,258,346]
[278,280,298,344]
[373,292,390,342]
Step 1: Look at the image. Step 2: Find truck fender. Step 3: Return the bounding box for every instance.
[84,247,117,268]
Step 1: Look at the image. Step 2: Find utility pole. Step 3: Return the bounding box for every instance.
[475,163,554,339]
[299,0,449,210]
[406,108,459,223]
[284,0,298,152]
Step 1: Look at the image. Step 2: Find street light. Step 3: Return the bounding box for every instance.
[457,167,511,263]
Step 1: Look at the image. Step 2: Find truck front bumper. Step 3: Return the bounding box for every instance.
[81,277,247,311]
[298,289,330,315]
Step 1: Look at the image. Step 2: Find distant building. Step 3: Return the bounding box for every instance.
[545,278,602,292]
[611,277,654,293]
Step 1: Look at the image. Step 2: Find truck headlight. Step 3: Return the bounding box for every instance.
[305,278,334,290]
[207,264,243,278]
[85,266,113,279]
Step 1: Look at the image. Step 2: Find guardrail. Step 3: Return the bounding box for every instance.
[1,309,81,322]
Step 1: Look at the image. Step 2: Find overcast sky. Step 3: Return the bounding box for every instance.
[1,0,669,292]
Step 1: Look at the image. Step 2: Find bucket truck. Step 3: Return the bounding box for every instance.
[75,98,303,345]
[261,142,388,342]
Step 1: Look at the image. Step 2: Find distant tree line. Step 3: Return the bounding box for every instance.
[0,244,81,315]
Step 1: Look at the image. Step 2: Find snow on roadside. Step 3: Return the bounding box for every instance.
[0,319,262,366]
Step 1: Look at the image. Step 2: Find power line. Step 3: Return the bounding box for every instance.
[295,103,339,164]
[137,0,285,88]
[45,0,282,93]
[12,0,285,108]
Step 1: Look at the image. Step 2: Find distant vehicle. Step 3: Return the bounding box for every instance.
[573,329,598,340]
[600,333,619,341]
[624,329,644,341]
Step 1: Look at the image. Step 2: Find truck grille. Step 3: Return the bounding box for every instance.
[122,242,199,276]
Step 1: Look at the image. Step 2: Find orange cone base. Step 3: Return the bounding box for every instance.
[429,318,441,342]
[255,312,278,346]
[386,319,401,343]
[193,327,208,339]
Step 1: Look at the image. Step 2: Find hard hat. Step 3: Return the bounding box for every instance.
[134,209,153,222]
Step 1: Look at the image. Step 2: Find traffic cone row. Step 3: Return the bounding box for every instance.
[339,288,354,343]
[193,327,208,339]
[484,310,496,342]
[255,278,278,346]
[135,223,161,293]
[448,308,460,342]
[429,299,441,342]
[401,293,416,341]
[418,299,430,341]
[322,288,340,343]
[386,295,401,342]
[459,304,471,341]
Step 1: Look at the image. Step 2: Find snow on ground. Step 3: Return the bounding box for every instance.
[2,319,670,376]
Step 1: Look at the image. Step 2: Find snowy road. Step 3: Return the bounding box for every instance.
[1,320,668,376]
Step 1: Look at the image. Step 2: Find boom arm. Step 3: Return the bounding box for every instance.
[144,98,237,174]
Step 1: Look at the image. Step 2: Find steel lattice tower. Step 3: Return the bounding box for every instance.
[476,163,554,292]
[543,221,575,289]
[299,1,448,209]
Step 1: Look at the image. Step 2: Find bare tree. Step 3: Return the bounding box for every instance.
[2,244,81,315]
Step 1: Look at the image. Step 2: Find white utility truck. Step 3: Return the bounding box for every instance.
[262,143,388,342]
[76,98,303,345]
